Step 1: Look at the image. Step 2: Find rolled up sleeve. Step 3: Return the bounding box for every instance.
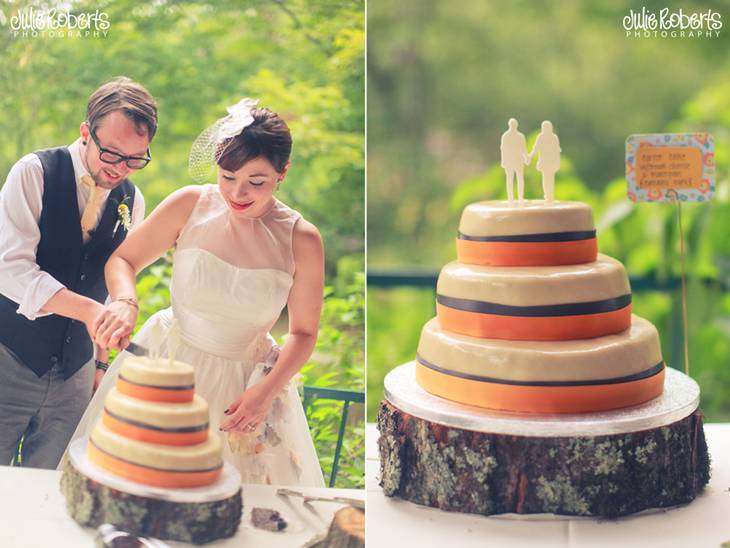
[0,155,66,320]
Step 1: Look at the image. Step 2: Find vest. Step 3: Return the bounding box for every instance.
[0,147,135,379]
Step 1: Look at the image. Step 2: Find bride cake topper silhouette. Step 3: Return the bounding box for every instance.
[501,119,561,204]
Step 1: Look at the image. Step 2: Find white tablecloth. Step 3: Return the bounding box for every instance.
[366,422,730,548]
[0,466,363,547]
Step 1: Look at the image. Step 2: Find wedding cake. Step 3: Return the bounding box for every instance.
[378,197,709,518]
[87,356,223,488]
[61,355,241,544]
[417,200,664,414]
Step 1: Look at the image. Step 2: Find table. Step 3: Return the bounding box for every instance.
[0,466,363,547]
[367,423,730,548]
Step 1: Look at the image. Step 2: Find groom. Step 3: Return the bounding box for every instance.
[500,118,529,202]
[0,77,156,469]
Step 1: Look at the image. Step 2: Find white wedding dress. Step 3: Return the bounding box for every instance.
[65,184,325,487]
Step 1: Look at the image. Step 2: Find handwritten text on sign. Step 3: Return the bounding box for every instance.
[635,146,702,190]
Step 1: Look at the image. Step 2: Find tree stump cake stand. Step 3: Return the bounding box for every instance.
[378,362,710,518]
[60,437,243,544]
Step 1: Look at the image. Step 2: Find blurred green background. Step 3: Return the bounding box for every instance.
[368,0,730,421]
[0,0,364,487]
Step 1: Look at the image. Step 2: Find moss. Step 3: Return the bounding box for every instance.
[414,420,458,505]
[59,461,241,544]
[661,426,672,441]
[377,403,404,496]
[634,439,657,465]
[462,445,497,484]
[593,441,625,475]
[535,475,590,515]
[378,401,710,518]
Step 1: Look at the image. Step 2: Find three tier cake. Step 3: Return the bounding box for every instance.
[61,355,242,544]
[378,199,709,518]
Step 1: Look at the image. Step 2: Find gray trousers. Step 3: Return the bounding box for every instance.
[0,342,94,469]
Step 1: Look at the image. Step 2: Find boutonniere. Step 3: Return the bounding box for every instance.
[113,196,132,237]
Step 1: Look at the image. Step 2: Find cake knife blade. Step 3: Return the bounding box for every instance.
[124,341,148,356]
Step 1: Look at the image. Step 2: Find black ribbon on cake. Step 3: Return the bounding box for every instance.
[416,354,665,386]
[457,229,597,242]
[436,293,631,317]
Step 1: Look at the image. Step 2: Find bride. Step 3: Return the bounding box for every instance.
[64,99,325,487]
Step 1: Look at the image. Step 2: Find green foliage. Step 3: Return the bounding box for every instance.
[0,0,364,273]
[0,1,364,484]
[367,0,729,266]
[368,77,730,422]
[301,256,365,488]
[367,3,730,422]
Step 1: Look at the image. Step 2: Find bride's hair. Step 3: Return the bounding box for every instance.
[216,108,292,173]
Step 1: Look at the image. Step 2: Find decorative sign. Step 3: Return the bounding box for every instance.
[626,133,715,202]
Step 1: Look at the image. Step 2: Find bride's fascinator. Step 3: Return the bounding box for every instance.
[188,98,259,183]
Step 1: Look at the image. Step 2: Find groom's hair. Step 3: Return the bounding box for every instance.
[86,76,158,140]
[217,108,292,173]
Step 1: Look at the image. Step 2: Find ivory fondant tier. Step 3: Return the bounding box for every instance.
[117,356,195,403]
[102,387,210,446]
[457,200,597,266]
[416,315,665,413]
[436,254,631,340]
[418,315,662,382]
[88,422,223,488]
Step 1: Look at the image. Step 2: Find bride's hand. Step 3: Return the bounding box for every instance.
[93,300,138,351]
[220,382,276,433]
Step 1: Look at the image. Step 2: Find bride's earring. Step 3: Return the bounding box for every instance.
[276,181,281,191]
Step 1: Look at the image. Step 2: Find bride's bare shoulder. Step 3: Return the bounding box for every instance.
[143,186,206,234]
[154,185,202,215]
[166,185,204,206]
[292,218,323,262]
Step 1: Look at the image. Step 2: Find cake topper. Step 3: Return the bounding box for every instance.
[528,120,561,204]
[501,119,561,204]
[149,321,162,362]
[168,319,181,367]
[500,118,529,203]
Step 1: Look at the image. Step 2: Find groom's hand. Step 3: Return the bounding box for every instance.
[93,300,138,351]
[81,300,106,342]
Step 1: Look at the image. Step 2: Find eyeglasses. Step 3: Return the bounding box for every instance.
[89,127,152,169]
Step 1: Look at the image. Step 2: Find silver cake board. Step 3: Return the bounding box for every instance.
[68,437,241,503]
[384,361,700,437]
[380,362,706,520]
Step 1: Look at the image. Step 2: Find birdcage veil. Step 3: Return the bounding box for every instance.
[188,98,259,184]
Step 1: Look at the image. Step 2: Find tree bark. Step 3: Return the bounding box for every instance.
[60,459,242,544]
[378,400,710,518]
[312,506,365,548]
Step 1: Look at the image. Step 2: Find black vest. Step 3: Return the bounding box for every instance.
[0,147,135,379]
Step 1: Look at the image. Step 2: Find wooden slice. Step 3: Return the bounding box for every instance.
[60,459,242,544]
[312,506,365,548]
[377,400,709,518]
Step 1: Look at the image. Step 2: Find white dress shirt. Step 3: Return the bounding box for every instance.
[0,139,145,320]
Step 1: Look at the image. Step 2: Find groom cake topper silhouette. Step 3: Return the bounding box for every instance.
[501,119,561,204]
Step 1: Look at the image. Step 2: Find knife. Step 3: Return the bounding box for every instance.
[124,341,148,356]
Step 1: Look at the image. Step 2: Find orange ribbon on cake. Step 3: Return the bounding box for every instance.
[416,360,665,414]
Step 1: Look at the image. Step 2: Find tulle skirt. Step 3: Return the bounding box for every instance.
[64,308,325,487]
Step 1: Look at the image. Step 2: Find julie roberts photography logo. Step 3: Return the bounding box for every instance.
[5,6,110,39]
[623,7,722,38]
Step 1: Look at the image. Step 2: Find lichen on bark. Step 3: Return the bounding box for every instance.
[378,400,710,518]
[60,460,242,544]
